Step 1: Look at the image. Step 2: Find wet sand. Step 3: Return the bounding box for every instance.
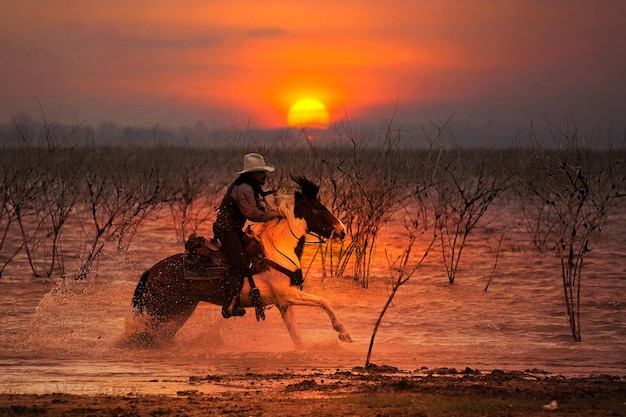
[1,366,624,416]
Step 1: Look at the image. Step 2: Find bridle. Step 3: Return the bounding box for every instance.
[292,196,338,244]
[284,217,330,245]
[266,197,336,272]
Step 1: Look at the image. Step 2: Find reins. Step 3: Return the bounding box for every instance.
[269,238,300,270]
[283,217,328,245]
[265,259,304,289]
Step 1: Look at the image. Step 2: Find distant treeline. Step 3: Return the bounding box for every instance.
[5,110,621,149]
[0,113,239,147]
[0,113,365,148]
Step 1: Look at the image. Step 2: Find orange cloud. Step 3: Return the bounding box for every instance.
[2,1,624,131]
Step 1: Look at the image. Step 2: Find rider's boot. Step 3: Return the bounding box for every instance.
[222,295,246,318]
[221,268,246,318]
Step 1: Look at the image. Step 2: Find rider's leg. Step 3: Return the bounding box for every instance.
[222,266,246,318]
[216,230,248,318]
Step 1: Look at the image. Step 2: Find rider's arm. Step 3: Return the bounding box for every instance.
[234,183,279,222]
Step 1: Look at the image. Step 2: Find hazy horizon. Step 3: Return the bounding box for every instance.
[3,107,623,149]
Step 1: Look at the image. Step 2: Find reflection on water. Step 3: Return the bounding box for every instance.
[1,206,625,394]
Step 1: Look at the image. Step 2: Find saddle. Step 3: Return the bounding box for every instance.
[182,232,269,281]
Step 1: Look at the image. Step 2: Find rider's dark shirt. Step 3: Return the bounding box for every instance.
[213,178,277,233]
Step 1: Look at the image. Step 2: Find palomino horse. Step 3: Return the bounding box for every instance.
[129,176,352,348]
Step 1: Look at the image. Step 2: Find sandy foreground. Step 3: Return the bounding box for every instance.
[1,366,625,417]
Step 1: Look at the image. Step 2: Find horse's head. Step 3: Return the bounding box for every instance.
[291,176,346,240]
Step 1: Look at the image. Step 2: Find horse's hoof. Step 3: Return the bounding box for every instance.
[339,333,353,343]
[255,307,265,321]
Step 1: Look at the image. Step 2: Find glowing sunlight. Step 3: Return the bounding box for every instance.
[287,98,330,128]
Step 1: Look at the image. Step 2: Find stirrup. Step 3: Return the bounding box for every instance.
[249,286,265,321]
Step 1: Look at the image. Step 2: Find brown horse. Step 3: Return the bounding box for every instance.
[128,177,352,348]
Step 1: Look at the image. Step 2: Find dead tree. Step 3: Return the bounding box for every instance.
[423,118,511,284]
[518,118,626,341]
[317,115,415,287]
[73,147,169,279]
[365,205,437,367]
[0,148,29,276]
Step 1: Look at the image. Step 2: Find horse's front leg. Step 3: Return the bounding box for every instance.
[278,305,304,349]
[284,290,352,343]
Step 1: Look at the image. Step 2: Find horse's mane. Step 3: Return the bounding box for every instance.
[249,177,321,262]
[275,192,296,221]
[249,192,307,251]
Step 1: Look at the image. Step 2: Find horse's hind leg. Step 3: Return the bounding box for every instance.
[156,309,196,341]
[128,308,196,347]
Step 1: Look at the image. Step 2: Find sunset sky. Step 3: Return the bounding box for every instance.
[2,1,624,143]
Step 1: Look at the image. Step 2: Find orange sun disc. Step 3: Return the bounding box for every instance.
[287,98,330,128]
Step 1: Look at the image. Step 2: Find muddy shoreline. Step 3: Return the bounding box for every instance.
[2,366,625,416]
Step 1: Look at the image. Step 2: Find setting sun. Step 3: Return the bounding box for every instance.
[287,98,330,128]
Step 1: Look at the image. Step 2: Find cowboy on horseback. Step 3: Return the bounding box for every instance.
[213,153,280,318]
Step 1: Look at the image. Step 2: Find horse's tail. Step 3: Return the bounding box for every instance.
[131,270,150,315]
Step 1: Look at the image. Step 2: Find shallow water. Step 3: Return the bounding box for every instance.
[1,203,625,394]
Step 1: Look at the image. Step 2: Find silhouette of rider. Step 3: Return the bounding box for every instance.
[213,153,279,318]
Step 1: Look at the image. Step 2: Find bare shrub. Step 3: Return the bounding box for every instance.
[0,147,30,276]
[73,147,170,279]
[517,117,626,341]
[422,119,511,284]
[20,148,85,277]
[22,120,87,276]
[365,204,438,367]
[315,116,417,287]
[1,109,90,277]
[165,147,232,242]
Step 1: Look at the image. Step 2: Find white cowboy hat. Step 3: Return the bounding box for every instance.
[238,153,275,174]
